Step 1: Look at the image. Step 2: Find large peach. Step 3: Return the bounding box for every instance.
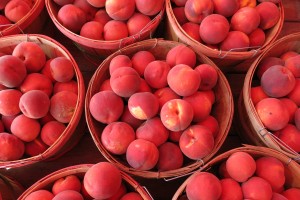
[93,9,112,26]
[196,115,219,138]
[182,22,201,42]
[256,56,285,79]
[99,79,112,91]
[285,55,300,78]
[153,87,180,110]
[280,51,299,61]
[1,115,17,132]
[41,59,55,83]
[109,55,132,75]
[251,86,268,105]
[131,50,155,76]
[272,192,288,200]
[73,0,97,21]
[184,0,214,23]
[242,176,273,200]
[40,121,66,146]
[282,188,300,200]
[276,124,300,153]
[53,80,78,95]
[0,132,25,161]
[144,60,170,89]
[19,73,53,97]
[195,64,218,90]
[173,7,188,25]
[80,21,104,40]
[249,28,266,47]
[11,114,40,142]
[220,31,250,52]
[135,0,164,16]
[52,190,83,200]
[287,78,300,106]
[166,44,196,68]
[120,105,143,130]
[219,178,243,200]
[105,0,135,20]
[0,89,22,116]
[156,142,183,171]
[127,12,151,36]
[104,20,129,40]
[4,0,31,23]
[50,57,75,83]
[106,183,127,200]
[24,190,54,200]
[52,175,81,195]
[280,98,297,123]
[212,0,239,17]
[256,2,280,30]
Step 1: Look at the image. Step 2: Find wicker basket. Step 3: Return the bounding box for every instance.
[85,38,234,179]
[0,0,47,36]
[17,163,153,200]
[165,0,284,72]
[172,145,300,199]
[0,173,24,200]
[0,34,85,168]
[45,0,165,57]
[238,32,300,162]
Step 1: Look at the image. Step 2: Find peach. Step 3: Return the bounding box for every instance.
[144,60,170,89]
[179,125,214,160]
[19,73,53,97]
[226,151,256,182]
[238,0,256,8]
[52,175,81,195]
[41,59,56,83]
[87,0,105,8]
[184,0,214,23]
[52,190,83,200]
[40,121,66,146]
[120,192,143,200]
[99,79,112,91]
[276,124,300,153]
[0,132,24,161]
[168,130,182,142]
[251,86,268,105]
[0,55,27,88]
[285,55,300,78]
[166,45,196,68]
[127,92,159,120]
[12,41,46,73]
[53,80,78,94]
[182,22,201,42]
[173,7,188,25]
[4,0,31,23]
[131,50,156,76]
[220,31,250,52]
[50,91,78,123]
[218,161,231,178]
[135,0,164,16]
[19,90,50,119]
[57,4,87,33]
[136,117,169,146]
[11,114,40,142]
[53,0,74,6]
[242,176,273,200]
[80,21,104,40]
[287,78,300,106]
[212,0,239,17]
[156,142,184,171]
[196,115,219,138]
[186,172,222,200]
[120,105,143,130]
[39,112,56,125]
[256,56,284,79]
[126,139,159,170]
[25,137,48,156]
[136,78,152,93]
[83,162,122,199]
[127,12,151,36]
[105,0,135,20]
[295,108,300,130]
[249,28,266,47]
[101,121,135,155]
[200,14,230,45]
[50,57,75,83]
[106,183,127,200]
[153,87,180,110]
[73,0,97,21]
[24,190,54,200]
[89,90,124,124]
[280,98,297,123]
[1,115,17,132]
[195,64,218,90]
[93,9,112,26]
[219,178,243,200]
[256,2,280,30]
[272,192,288,200]
[0,89,22,116]
[280,51,299,61]
[109,55,132,75]
[282,188,300,200]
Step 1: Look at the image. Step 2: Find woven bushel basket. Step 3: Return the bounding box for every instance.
[17,163,153,200]
[85,38,234,179]
[238,32,300,162]
[0,173,24,200]
[45,0,165,57]
[172,145,300,199]
[0,34,85,169]
[165,0,284,72]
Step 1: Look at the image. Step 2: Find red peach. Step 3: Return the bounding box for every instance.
[200,14,230,45]
[287,78,300,106]
[226,151,256,182]
[50,57,75,83]
[120,192,143,200]
[153,87,180,110]
[53,80,78,95]
[127,92,159,120]
[249,28,266,47]
[218,161,231,179]
[0,89,22,116]
[87,0,105,8]
[1,115,17,132]
[11,114,40,142]
[19,73,53,97]
[52,190,83,200]
[73,0,97,21]
[282,188,300,200]
[25,137,48,156]
[168,130,182,142]
[272,192,288,200]
[136,78,152,93]
[99,79,112,91]
[24,190,54,200]
[276,124,300,153]
[184,0,214,23]
[53,0,74,6]
[219,178,243,200]
[50,91,78,123]
[41,59,56,83]
[131,50,156,76]
[39,112,56,126]
[166,45,196,68]
[156,142,183,171]
[120,105,143,130]
[4,0,31,23]
[195,64,218,90]
[144,60,170,89]
[135,0,164,16]
[126,139,159,170]
[182,22,201,42]
[101,121,135,155]
[220,31,250,52]
[136,117,169,146]
[106,183,127,200]
[57,4,87,33]
[196,115,219,138]
[93,9,112,26]
[256,56,285,79]
[109,55,132,75]
[280,51,299,61]
[80,21,104,40]
[280,98,297,123]
[0,132,25,161]
[251,86,268,105]
[52,175,81,195]
[127,12,151,36]
[89,90,124,124]
[285,55,300,78]
[0,55,27,88]
[212,0,239,17]
[105,0,135,21]
[40,121,66,146]
[256,2,280,30]
[172,7,188,25]
[242,176,273,200]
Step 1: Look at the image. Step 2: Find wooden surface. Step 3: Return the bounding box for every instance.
[1,1,300,199]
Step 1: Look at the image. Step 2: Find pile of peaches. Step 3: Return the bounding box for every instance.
[53,0,164,41]
[251,50,300,153]
[88,44,220,171]
[0,41,79,161]
[171,0,281,51]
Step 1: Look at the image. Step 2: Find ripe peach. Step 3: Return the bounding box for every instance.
[104,20,129,40]
[0,132,24,161]
[153,87,180,110]
[255,98,289,131]
[0,89,22,116]
[144,60,170,89]
[41,59,56,83]
[182,22,201,42]
[99,79,112,91]
[282,188,300,200]
[184,0,214,23]
[287,78,300,106]
[219,178,243,200]
[57,4,87,33]
[212,0,239,17]
[105,0,135,20]
[272,192,288,200]
[195,64,218,90]
[276,124,300,153]
[242,176,273,200]
[280,51,299,61]
[1,115,17,132]
[40,121,66,146]
[256,2,280,30]
[0,55,27,88]
[160,99,194,131]
[256,56,285,79]
[19,73,53,97]
[136,78,152,93]
[167,64,201,96]
[87,0,105,8]
[93,9,112,26]
[52,190,83,200]
[156,142,183,171]
[186,172,222,200]
[179,125,214,160]
[285,55,300,78]
[173,7,188,25]
[199,14,230,45]
[50,57,75,83]
[11,114,40,142]
[127,12,151,36]
[251,86,268,105]
[218,161,231,179]
[131,50,155,76]
[53,0,74,6]
[109,55,132,75]
[4,0,31,23]
[168,131,182,142]
[220,31,250,52]
[25,136,48,156]
[84,162,122,199]
[106,183,127,200]
[136,117,169,146]
[89,90,124,124]
[249,28,266,47]
[24,190,54,200]
[280,98,297,123]
[50,91,78,123]
[53,80,78,94]
[135,0,164,16]
[73,0,97,21]
[80,21,104,40]
[120,105,143,130]
[226,151,256,182]
[126,139,159,170]
[101,121,135,155]
[52,175,81,195]
[196,115,219,138]
[166,45,196,68]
